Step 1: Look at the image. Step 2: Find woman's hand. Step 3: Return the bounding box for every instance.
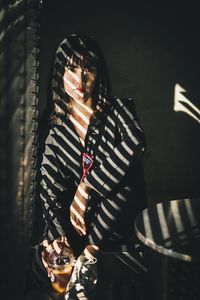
[41,236,70,277]
[70,181,90,236]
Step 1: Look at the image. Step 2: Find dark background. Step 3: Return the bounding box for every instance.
[1,2,199,299]
[39,2,200,204]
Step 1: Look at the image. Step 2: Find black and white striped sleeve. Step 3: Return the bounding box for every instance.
[83,99,145,198]
[40,128,70,242]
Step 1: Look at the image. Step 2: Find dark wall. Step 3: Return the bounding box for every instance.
[39,2,200,203]
[0,1,40,298]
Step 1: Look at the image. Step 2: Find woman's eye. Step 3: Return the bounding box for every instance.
[83,68,89,73]
[84,67,96,73]
[66,66,76,71]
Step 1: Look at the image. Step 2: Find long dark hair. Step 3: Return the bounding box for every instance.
[50,33,112,123]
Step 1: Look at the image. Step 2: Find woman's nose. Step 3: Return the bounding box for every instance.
[77,69,86,85]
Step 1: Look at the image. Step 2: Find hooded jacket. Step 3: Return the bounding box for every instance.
[40,34,146,248]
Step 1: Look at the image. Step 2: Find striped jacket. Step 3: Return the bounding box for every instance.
[40,97,146,247]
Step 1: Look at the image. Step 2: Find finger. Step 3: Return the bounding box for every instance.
[60,236,65,243]
[63,236,70,246]
[41,255,49,269]
[52,240,62,254]
[58,236,69,246]
[41,247,49,260]
[41,251,52,276]
[46,243,54,254]
[42,239,49,248]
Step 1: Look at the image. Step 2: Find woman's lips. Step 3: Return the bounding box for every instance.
[76,87,84,92]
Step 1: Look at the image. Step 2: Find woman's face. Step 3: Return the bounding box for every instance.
[63,63,97,102]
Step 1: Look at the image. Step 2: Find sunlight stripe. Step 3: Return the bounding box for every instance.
[121,141,134,155]
[70,218,85,235]
[73,106,91,124]
[143,209,154,241]
[72,98,94,114]
[69,115,87,135]
[63,76,76,89]
[170,201,184,233]
[107,199,121,211]
[118,114,139,145]
[52,136,80,167]
[123,104,134,120]
[184,199,198,227]
[54,127,81,155]
[105,125,115,139]
[93,227,102,239]
[102,135,114,150]
[101,203,115,220]
[115,148,129,165]
[41,166,55,185]
[70,206,85,224]
[62,122,80,142]
[107,115,115,127]
[95,155,103,163]
[109,159,125,176]
[74,195,86,211]
[57,153,80,178]
[97,215,110,229]
[113,231,122,238]
[100,167,119,184]
[90,171,111,191]
[64,67,80,82]
[43,154,57,173]
[98,145,109,157]
[80,138,85,146]
[78,185,89,198]
[156,203,170,241]
[117,193,126,202]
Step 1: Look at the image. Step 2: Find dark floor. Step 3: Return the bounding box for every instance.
[25,280,145,300]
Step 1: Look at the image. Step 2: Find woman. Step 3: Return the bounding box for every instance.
[39,33,146,299]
